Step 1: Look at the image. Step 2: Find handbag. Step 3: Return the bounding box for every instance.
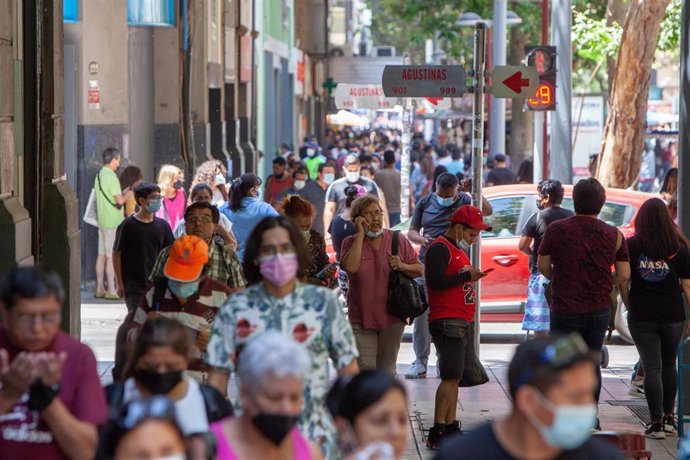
[82,188,99,227]
[387,231,428,325]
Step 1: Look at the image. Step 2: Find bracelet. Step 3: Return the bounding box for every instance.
[27,380,61,412]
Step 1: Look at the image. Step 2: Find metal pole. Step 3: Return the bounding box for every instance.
[400,101,413,221]
[680,0,690,423]
[550,0,572,183]
[533,111,545,182]
[471,22,487,355]
[490,0,507,159]
[541,0,549,180]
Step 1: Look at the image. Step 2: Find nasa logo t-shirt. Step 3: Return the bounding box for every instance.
[627,236,690,323]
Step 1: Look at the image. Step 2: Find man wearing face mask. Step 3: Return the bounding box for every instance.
[112,182,175,381]
[404,174,492,380]
[130,235,234,383]
[265,157,293,207]
[518,180,573,338]
[299,163,337,235]
[324,154,387,239]
[305,141,327,181]
[425,205,491,448]
[435,334,624,459]
[277,167,310,203]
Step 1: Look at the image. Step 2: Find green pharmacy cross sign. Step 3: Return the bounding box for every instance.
[323,78,337,96]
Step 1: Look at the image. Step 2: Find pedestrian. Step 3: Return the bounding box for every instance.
[277,166,310,202]
[304,140,327,180]
[518,180,573,337]
[330,185,367,299]
[327,370,409,459]
[298,162,337,235]
[150,201,246,291]
[221,173,279,262]
[99,396,188,460]
[537,178,630,411]
[0,266,108,459]
[404,173,492,379]
[660,167,678,203]
[515,159,534,184]
[265,157,293,207]
[324,154,386,238]
[210,332,324,460]
[374,150,402,227]
[340,195,423,374]
[278,195,335,286]
[111,182,175,381]
[486,153,516,186]
[435,334,624,459]
[155,164,186,231]
[118,165,143,217]
[190,159,229,207]
[425,205,491,448]
[205,215,359,459]
[638,141,656,193]
[173,183,237,250]
[95,147,132,300]
[107,317,231,438]
[131,235,235,382]
[619,198,690,439]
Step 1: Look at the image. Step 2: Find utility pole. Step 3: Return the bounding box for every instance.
[490,0,507,159]
[549,0,572,183]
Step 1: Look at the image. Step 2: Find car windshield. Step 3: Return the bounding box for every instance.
[560,198,634,227]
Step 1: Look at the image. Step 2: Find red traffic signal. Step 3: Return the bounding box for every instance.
[524,46,557,111]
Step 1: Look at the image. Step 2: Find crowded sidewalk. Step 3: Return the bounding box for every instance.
[82,294,678,459]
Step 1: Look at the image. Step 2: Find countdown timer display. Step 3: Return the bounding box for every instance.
[526,82,555,110]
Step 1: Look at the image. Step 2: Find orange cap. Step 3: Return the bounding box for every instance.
[164,235,209,282]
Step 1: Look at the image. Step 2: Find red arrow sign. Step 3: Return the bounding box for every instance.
[502,71,530,94]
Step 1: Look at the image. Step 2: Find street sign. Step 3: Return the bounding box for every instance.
[491,66,538,98]
[382,65,466,98]
[334,84,398,110]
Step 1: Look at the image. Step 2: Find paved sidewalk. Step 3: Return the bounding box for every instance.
[81,295,678,459]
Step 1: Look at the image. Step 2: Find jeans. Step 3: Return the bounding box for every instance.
[551,309,610,403]
[629,321,684,421]
[388,212,401,228]
[411,278,431,368]
[112,293,141,381]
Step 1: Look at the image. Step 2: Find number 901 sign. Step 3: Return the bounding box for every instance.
[526,82,555,111]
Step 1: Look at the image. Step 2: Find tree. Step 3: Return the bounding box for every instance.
[595,0,673,188]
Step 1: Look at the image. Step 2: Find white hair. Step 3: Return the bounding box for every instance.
[237,331,311,392]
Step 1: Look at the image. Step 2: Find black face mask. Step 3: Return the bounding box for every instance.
[251,413,299,446]
[173,180,184,190]
[134,368,183,395]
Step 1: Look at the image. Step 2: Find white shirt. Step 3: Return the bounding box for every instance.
[124,376,209,435]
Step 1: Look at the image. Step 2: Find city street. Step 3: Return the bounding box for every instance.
[82,293,679,459]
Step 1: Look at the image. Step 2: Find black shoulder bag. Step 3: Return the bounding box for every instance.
[387,231,428,325]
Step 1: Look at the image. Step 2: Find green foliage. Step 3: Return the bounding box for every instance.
[659,0,681,56]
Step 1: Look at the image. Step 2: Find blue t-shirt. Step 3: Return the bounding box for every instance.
[220,197,279,262]
[410,192,472,261]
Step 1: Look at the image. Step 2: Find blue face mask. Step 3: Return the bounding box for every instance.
[147,198,162,213]
[168,280,200,299]
[366,228,384,239]
[436,194,456,208]
[527,392,597,450]
[324,173,335,185]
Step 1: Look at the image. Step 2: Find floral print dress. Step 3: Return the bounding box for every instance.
[206,282,358,459]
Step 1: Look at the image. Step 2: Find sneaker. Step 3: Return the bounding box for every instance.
[645,421,666,440]
[663,414,678,435]
[426,424,445,449]
[404,361,427,379]
[628,381,645,398]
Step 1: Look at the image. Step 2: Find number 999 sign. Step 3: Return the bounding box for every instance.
[526,82,555,111]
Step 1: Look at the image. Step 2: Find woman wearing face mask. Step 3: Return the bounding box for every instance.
[424,205,490,448]
[277,195,335,286]
[190,159,230,207]
[105,317,232,442]
[327,370,409,459]
[340,196,423,374]
[206,215,359,459]
[210,332,323,459]
[100,396,188,460]
[156,164,187,231]
[174,183,237,249]
[220,173,279,262]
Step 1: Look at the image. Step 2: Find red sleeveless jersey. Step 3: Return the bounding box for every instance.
[426,237,476,323]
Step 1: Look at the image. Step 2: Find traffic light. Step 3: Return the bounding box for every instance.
[524,46,557,111]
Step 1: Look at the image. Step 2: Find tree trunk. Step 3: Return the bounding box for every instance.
[605,0,630,91]
[596,0,670,188]
[508,25,534,173]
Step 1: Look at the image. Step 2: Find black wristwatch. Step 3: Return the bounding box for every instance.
[27,380,61,412]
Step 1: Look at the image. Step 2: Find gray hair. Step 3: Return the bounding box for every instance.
[237,332,311,393]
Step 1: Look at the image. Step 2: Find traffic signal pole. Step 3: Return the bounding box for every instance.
[471,22,488,355]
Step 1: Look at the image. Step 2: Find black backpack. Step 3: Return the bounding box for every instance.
[387,231,428,325]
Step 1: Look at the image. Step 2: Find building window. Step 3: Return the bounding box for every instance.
[127,0,175,27]
[64,0,79,22]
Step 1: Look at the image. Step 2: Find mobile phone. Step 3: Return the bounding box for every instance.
[484,268,495,274]
[316,262,339,279]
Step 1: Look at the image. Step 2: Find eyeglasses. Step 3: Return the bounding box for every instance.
[259,243,296,257]
[515,333,591,389]
[361,210,384,220]
[116,396,177,430]
[187,216,214,225]
[13,312,62,328]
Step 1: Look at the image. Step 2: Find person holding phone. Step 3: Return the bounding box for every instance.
[424,205,492,449]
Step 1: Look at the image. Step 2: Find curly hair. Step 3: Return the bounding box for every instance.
[191,160,229,203]
[276,195,315,218]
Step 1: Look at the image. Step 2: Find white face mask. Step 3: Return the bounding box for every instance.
[345,171,360,183]
[152,454,186,460]
[294,180,306,191]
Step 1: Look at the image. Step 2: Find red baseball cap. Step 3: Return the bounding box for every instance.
[164,235,209,282]
[448,205,493,231]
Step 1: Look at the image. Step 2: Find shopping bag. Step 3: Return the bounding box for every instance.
[83,188,99,227]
